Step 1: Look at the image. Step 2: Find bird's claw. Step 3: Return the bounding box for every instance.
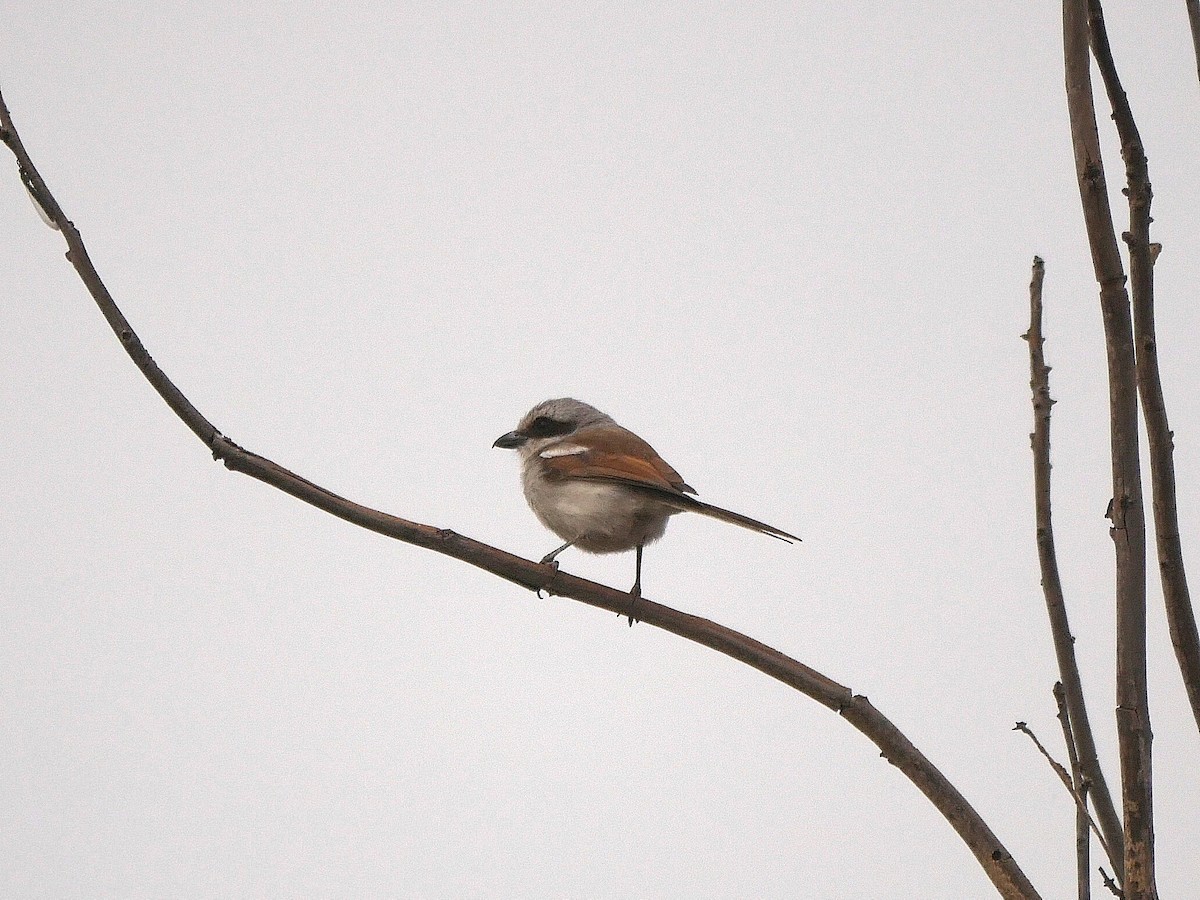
[536,557,561,599]
[625,585,642,627]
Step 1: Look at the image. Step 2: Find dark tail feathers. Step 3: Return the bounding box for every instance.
[669,494,800,544]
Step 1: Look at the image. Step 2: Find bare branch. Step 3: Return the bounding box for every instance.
[1187,0,1200,85]
[1013,720,1080,799]
[1013,717,1112,872]
[1100,867,1125,898]
[0,89,1043,900]
[1086,3,1178,895]
[1022,255,1125,874]
[1064,2,1155,894]
[1055,683,1092,900]
[1091,0,1200,737]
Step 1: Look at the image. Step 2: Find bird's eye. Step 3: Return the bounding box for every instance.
[526,416,575,438]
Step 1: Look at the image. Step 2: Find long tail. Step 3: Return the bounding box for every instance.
[669,494,800,544]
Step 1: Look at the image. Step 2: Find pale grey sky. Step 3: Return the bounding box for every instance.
[2,3,1198,898]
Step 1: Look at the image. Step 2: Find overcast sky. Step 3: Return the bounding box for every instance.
[3,3,1198,898]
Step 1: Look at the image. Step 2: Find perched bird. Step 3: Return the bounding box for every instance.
[493,398,799,607]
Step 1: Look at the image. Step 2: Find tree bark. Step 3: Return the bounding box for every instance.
[1063,2,1156,896]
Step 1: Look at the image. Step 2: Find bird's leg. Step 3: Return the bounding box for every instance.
[536,539,577,599]
[540,539,576,568]
[625,544,644,627]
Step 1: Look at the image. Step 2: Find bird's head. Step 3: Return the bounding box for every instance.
[492,397,614,459]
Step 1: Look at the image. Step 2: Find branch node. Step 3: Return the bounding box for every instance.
[209,432,240,463]
[1099,866,1123,898]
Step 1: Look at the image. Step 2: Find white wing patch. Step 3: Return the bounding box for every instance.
[539,444,588,459]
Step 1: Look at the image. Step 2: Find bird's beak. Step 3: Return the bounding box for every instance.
[492,430,527,449]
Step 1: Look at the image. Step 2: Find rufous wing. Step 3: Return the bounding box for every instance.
[537,425,799,544]
[537,425,697,495]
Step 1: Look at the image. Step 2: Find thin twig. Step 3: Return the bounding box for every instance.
[1013,720,1080,796]
[1100,866,1125,898]
[1022,255,1124,876]
[1013,719,1111,867]
[1055,683,1092,900]
[0,88,1043,900]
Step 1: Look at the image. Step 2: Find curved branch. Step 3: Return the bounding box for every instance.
[1,88,1042,900]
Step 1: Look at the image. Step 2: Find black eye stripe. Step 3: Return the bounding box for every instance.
[525,416,575,438]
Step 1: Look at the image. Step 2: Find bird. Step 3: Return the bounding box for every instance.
[493,398,799,615]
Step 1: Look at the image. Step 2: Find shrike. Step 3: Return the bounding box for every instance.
[493,398,799,605]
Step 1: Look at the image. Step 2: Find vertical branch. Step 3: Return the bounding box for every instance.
[1063,2,1155,897]
[1055,683,1092,900]
[1024,256,1123,878]
[1187,0,1200,85]
[1090,0,1200,736]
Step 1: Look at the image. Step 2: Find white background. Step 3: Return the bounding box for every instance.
[2,3,1198,897]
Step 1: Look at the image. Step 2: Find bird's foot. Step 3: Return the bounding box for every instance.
[536,558,561,598]
[624,584,642,627]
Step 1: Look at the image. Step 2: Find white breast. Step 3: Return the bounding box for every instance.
[521,468,675,554]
